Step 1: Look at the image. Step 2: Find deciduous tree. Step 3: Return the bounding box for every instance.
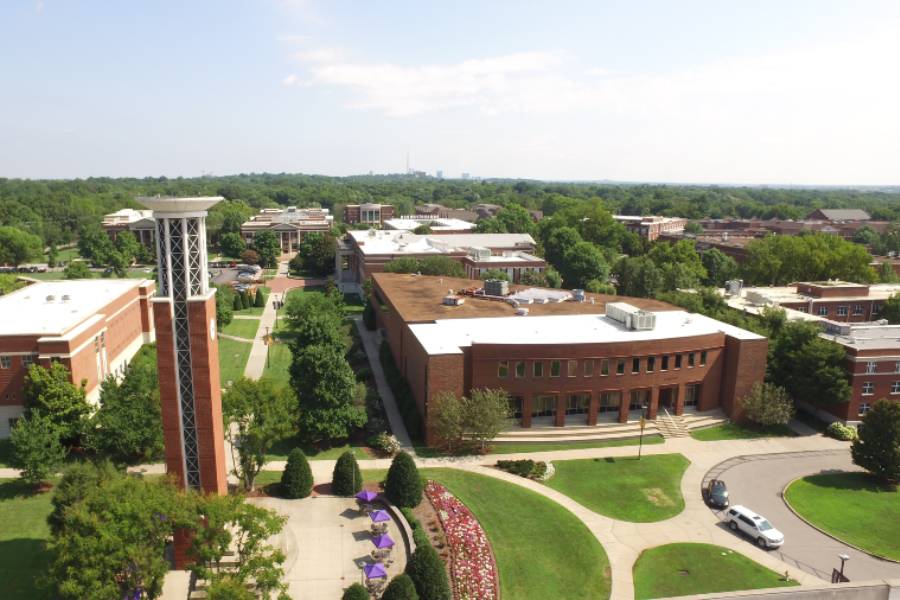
[464,388,510,452]
[291,344,365,443]
[851,399,900,483]
[10,413,67,487]
[24,363,89,444]
[738,382,795,426]
[0,225,43,266]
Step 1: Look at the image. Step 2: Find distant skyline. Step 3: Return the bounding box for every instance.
[1,1,899,185]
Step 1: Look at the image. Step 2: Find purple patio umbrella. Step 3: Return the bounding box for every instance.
[356,490,378,502]
[369,509,391,523]
[371,533,395,549]
[364,562,387,579]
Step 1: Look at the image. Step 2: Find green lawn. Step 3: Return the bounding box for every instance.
[221,318,261,340]
[0,479,54,600]
[546,453,690,522]
[633,543,796,599]
[261,341,293,387]
[690,422,796,441]
[488,435,665,455]
[233,305,265,316]
[343,292,365,314]
[45,247,80,263]
[395,468,611,600]
[784,472,900,561]
[218,337,252,386]
[22,268,153,281]
[264,438,369,462]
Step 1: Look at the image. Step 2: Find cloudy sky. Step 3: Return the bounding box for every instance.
[1,0,899,184]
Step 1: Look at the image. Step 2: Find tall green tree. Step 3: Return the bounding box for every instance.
[558,241,609,289]
[220,232,246,259]
[223,378,298,491]
[10,413,67,487]
[879,293,900,324]
[614,256,663,298]
[0,225,42,266]
[251,231,281,268]
[742,233,876,285]
[24,363,90,443]
[417,255,465,277]
[429,392,465,452]
[214,285,235,329]
[297,232,336,276]
[464,388,511,452]
[851,399,900,483]
[49,461,120,537]
[63,261,93,279]
[87,346,163,463]
[701,248,739,287]
[291,344,366,443]
[768,321,851,407]
[385,451,423,508]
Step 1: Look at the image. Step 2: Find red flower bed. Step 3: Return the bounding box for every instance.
[425,480,499,600]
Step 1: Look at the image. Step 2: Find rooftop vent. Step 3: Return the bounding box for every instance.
[45,294,55,302]
[61,294,71,302]
[606,302,657,331]
[484,279,509,297]
[572,289,585,302]
[515,307,529,316]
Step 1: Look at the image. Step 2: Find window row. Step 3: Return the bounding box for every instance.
[860,381,900,395]
[506,384,701,418]
[863,360,900,374]
[0,354,37,369]
[498,352,708,379]
[815,304,868,317]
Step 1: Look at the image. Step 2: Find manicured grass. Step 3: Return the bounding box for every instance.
[690,422,795,441]
[220,318,261,340]
[784,472,900,561]
[633,543,796,599]
[22,268,153,281]
[218,337,253,386]
[343,292,364,314]
[0,479,54,600]
[261,341,293,387]
[415,468,610,600]
[45,247,80,263]
[233,305,265,316]
[546,453,690,522]
[265,439,369,462]
[489,435,665,455]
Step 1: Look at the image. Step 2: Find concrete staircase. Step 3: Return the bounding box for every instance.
[491,409,728,445]
[655,410,689,439]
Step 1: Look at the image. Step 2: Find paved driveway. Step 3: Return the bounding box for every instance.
[703,449,900,582]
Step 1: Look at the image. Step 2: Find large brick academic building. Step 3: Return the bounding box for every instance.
[0,278,156,437]
[372,273,768,444]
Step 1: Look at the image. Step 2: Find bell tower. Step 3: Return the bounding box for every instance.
[139,196,228,565]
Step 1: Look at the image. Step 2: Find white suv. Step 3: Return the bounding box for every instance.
[725,505,785,549]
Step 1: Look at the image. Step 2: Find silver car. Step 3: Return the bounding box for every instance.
[726,505,784,549]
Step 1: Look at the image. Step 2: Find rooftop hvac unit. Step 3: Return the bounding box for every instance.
[484,279,509,297]
[725,279,743,296]
[45,295,55,302]
[606,302,657,331]
[572,289,585,302]
[515,307,529,316]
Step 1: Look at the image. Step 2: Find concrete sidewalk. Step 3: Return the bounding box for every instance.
[243,263,285,380]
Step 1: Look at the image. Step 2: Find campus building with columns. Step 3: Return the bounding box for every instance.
[371,273,767,444]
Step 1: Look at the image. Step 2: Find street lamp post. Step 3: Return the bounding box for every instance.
[265,326,271,368]
[839,553,849,579]
[638,403,648,460]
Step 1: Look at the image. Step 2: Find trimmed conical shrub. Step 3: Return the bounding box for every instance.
[233,294,242,311]
[331,450,362,496]
[241,290,252,309]
[406,544,450,600]
[381,573,419,600]
[341,583,369,600]
[254,288,267,308]
[280,448,313,499]
[385,451,422,508]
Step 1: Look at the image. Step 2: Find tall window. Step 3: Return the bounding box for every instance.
[675,354,682,369]
[566,394,590,415]
[498,361,509,378]
[616,359,625,375]
[895,361,900,373]
[630,389,649,410]
[584,360,593,377]
[853,304,865,316]
[567,360,578,377]
[599,391,622,412]
[661,355,669,371]
[646,357,655,373]
[600,359,609,376]
[817,306,828,316]
[22,355,35,367]
[532,395,557,417]
[508,396,523,419]
[515,361,525,378]
[700,351,707,366]
[892,381,900,395]
[865,361,877,374]
[0,356,9,369]
[684,383,700,407]
[533,361,543,377]
[858,403,871,416]
[632,357,641,374]
[862,382,874,395]
[687,352,696,368]
[550,360,561,378]
[837,306,848,317]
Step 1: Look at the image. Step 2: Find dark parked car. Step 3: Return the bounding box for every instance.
[706,479,729,508]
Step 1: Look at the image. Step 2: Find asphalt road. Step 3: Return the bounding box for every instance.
[703,449,900,583]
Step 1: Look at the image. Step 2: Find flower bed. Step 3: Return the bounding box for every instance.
[425,480,499,600]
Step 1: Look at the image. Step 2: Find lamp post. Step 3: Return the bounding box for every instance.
[638,403,648,460]
[356,559,366,585]
[838,553,849,579]
[265,326,271,368]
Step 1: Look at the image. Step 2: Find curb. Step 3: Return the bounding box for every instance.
[781,475,900,565]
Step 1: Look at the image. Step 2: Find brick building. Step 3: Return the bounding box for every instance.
[240,206,333,254]
[343,203,395,226]
[613,215,687,241]
[0,278,155,437]
[336,230,541,287]
[101,208,156,247]
[415,203,479,223]
[817,323,900,423]
[727,281,900,323]
[372,273,767,444]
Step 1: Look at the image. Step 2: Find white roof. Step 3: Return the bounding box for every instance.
[820,324,900,352]
[348,230,535,256]
[384,217,476,232]
[731,283,900,306]
[409,310,764,355]
[0,279,148,337]
[102,208,153,225]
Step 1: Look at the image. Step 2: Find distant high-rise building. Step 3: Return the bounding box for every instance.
[436,170,443,179]
[461,172,470,180]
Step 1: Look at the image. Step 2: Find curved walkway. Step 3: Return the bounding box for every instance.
[704,450,900,583]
